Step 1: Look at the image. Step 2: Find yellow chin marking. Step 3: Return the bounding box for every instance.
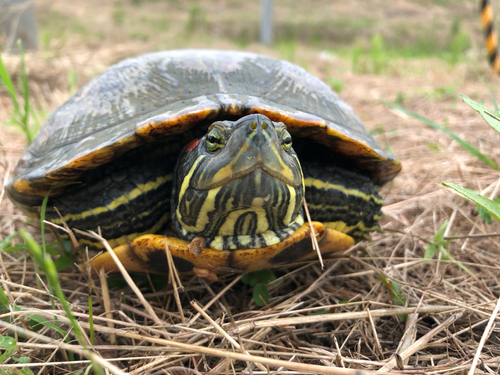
[209,214,304,250]
[218,206,269,237]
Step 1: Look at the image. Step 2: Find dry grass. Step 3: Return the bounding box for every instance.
[2,1,500,374]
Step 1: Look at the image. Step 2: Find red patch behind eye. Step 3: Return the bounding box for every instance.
[183,138,201,152]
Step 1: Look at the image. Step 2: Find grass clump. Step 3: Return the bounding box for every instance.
[185,5,205,34]
[383,100,498,170]
[241,269,276,307]
[351,18,471,75]
[443,95,500,222]
[0,45,39,144]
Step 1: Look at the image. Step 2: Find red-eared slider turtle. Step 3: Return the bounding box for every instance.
[6,50,401,277]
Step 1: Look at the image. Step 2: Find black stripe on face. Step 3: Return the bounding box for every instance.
[176,186,209,228]
[234,211,258,236]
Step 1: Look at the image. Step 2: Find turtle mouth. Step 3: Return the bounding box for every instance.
[192,162,301,191]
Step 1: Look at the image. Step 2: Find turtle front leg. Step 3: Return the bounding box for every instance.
[88,222,355,276]
[89,234,232,275]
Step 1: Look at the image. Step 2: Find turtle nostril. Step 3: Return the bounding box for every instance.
[249,122,257,130]
[261,122,268,130]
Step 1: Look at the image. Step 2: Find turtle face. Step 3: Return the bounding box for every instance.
[172,114,305,250]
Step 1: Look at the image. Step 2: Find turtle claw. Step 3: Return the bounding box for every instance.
[193,267,218,281]
[188,236,205,256]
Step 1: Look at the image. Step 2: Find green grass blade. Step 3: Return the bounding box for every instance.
[18,42,32,144]
[26,314,67,336]
[443,182,500,221]
[39,183,78,257]
[383,101,499,170]
[0,287,9,310]
[19,230,87,345]
[0,53,19,112]
[88,294,95,345]
[461,94,500,136]
[19,229,105,374]
[485,84,499,111]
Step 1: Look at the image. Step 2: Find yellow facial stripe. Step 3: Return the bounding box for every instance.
[51,174,172,223]
[283,182,298,225]
[177,155,204,204]
[208,142,251,187]
[270,140,299,185]
[304,177,383,205]
[178,185,220,234]
[176,155,220,234]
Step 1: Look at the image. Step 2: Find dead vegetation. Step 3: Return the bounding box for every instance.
[1,1,500,374]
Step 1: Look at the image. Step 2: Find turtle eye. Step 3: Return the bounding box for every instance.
[281,130,292,152]
[206,128,225,153]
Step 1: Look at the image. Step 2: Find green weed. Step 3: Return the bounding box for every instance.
[325,77,345,93]
[0,335,32,373]
[349,17,471,75]
[0,44,39,143]
[385,95,500,274]
[113,8,126,27]
[379,276,407,321]
[383,100,498,170]
[241,269,276,307]
[352,34,390,74]
[370,34,388,74]
[68,19,91,39]
[68,69,78,95]
[130,31,150,41]
[185,5,204,34]
[236,27,251,48]
[395,91,405,105]
[40,28,53,50]
[423,221,472,276]
[443,95,500,223]
[369,124,385,136]
[278,41,297,63]
[351,45,362,73]
[446,18,471,64]
[20,229,104,373]
[38,11,68,50]
[425,85,458,101]
[427,142,441,151]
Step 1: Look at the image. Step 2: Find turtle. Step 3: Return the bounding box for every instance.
[6,50,401,277]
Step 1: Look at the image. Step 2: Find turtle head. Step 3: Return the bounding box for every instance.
[172,114,305,250]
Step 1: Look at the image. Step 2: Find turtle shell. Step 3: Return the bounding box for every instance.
[7,50,401,207]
